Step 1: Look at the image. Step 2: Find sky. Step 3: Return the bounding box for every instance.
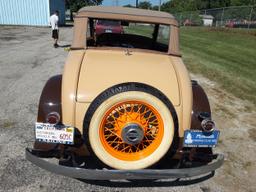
[102,0,168,6]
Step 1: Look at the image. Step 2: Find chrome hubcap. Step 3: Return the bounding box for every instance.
[121,123,144,145]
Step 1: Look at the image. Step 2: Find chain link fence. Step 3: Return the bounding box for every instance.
[174,5,256,29]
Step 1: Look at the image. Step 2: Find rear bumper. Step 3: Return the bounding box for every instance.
[25,148,224,180]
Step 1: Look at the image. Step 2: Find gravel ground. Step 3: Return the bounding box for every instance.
[0,26,255,192]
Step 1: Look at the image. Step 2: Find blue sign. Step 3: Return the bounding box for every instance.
[183,130,220,147]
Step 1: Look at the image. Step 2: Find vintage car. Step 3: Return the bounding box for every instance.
[26,6,223,180]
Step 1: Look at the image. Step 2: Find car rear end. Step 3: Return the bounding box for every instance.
[25,6,223,181]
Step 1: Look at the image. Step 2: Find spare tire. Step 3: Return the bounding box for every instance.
[83,83,178,170]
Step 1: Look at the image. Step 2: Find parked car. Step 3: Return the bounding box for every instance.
[183,19,200,26]
[225,20,256,28]
[26,6,223,181]
[95,19,123,35]
[225,20,235,28]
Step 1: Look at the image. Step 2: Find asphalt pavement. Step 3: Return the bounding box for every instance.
[0,26,254,192]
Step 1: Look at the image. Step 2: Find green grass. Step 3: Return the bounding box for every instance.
[124,25,256,105]
[124,25,154,38]
[180,27,256,105]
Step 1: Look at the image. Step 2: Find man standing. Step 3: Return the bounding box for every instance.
[50,10,59,48]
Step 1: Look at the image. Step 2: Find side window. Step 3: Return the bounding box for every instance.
[157,25,170,45]
[124,23,154,38]
[86,22,91,38]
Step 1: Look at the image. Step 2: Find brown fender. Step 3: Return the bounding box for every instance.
[191,80,211,129]
[190,80,212,157]
[34,75,62,151]
[37,75,62,122]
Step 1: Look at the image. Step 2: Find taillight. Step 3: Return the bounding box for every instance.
[46,112,60,124]
[201,119,215,132]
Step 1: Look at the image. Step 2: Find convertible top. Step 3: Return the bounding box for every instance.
[77,6,178,26]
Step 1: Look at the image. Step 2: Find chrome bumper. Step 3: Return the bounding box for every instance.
[26,148,224,180]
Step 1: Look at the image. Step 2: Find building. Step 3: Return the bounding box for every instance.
[199,14,214,26]
[0,0,65,26]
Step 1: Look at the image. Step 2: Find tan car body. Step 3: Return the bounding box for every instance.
[62,6,192,139]
[62,50,192,138]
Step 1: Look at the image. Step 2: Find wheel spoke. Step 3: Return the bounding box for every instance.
[121,145,130,152]
[100,100,164,161]
[108,136,120,145]
[105,127,120,138]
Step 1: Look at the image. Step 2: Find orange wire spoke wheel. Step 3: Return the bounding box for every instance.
[99,101,164,161]
[87,87,174,170]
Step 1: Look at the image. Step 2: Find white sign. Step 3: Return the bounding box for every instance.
[35,122,74,144]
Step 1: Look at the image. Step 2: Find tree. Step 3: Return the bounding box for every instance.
[124,4,134,8]
[138,1,152,9]
[66,0,103,20]
[160,0,255,14]
[66,0,103,13]
[231,0,256,6]
[160,1,172,12]
[161,0,198,13]
[152,5,159,10]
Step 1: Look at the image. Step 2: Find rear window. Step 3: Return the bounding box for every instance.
[97,20,121,26]
[87,19,170,53]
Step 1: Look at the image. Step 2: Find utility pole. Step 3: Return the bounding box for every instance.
[136,0,139,8]
[159,0,162,11]
[112,0,118,6]
[248,6,254,30]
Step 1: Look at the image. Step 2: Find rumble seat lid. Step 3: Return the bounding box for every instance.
[76,49,180,106]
